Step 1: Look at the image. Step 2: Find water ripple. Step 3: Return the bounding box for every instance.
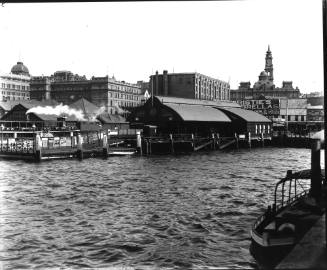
[0,147,321,269]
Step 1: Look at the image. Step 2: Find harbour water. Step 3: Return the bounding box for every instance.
[0,147,324,269]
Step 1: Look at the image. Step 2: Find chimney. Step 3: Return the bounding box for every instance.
[155,71,159,96]
[163,70,168,96]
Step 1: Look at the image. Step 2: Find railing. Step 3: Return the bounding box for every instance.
[0,142,34,153]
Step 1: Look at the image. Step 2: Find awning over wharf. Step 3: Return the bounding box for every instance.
[165,103,231,122]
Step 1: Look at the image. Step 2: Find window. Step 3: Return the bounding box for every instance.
[288,115,291,121]
[295,116,298,121]
[301,115,305,121]
[255,124,258,134]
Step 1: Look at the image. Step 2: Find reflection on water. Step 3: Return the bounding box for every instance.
[0,147,323,269]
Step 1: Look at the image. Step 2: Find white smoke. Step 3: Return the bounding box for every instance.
[26,104,86,121]
[89,106,106,121]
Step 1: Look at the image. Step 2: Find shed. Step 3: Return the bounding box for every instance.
[217,107,272,137]
[97,113,129,131]
[129,96,232,136]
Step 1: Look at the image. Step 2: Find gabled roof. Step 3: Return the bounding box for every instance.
[217,107,271,123]
[164,103,231,122]
[0,101,21,111]
[154,96,240,108]
[97,113,127,124]
[69,98,101,118]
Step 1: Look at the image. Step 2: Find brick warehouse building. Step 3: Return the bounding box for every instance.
[149,71,230,101]
[30,71,143,114]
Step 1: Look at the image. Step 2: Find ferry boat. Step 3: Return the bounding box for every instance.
[250,131,326,268]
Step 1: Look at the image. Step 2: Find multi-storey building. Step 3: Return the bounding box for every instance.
[230,46,301,101]
[149,70,230,101]
[0,62,31,101]
[30,71,143,114]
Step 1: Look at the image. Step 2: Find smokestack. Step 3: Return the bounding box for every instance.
[155,71,159,96]
[163,70,168,96]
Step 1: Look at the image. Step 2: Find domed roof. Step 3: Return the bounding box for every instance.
[259,71,268,77]
[11,61,30,76]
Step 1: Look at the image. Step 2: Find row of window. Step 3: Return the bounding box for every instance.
[280,115,306,122]
[1,83,29,90]
[1,91,29,97]
[195,89,230,101]
[2,96,30,101]
[109,100,139,108]
[108,83,141,94]
[255,124,271,134]
[108,92,141,101]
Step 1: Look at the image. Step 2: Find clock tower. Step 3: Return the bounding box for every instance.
[264,45,274,82]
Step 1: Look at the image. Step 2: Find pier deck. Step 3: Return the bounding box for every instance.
[276,214,327,269]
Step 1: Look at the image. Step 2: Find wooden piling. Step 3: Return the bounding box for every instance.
[170,134,174,154]
[310,139,322,201]
[212,133,216,150]
[34,133,42,162]
[102,132,108,158]
[261,133,264,147]
[216,133,220,148]
[191,133,195,150]
[248,132,252,148]
[77,134,83,160]
[234,133,239,149]
[136,131,142,155]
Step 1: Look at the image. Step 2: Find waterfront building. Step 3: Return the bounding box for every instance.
[149,71,230,101]
[30,71,143,114]
[1,62,31,101]
[230,46,301,101]
[129,96,271,138]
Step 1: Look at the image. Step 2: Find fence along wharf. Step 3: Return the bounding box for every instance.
[129,96,272,154]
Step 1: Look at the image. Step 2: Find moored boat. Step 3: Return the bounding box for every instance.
[250,132,326,268]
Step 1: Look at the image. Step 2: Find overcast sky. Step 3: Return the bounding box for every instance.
[0,0,324,93]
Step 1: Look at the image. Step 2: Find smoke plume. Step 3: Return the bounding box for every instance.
[26,104,86,121]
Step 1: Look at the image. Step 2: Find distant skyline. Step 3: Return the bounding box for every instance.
[0,0,324,93]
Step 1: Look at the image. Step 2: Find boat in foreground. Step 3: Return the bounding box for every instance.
[250,169,326,268]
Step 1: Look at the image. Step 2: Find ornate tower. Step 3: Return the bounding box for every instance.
[264,45,274,82]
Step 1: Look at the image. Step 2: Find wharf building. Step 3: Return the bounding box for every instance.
[149,71,230,101]
[30,71,143,114]
[129,96,271,138]
[230,46,301,101]
[1,62,31,101]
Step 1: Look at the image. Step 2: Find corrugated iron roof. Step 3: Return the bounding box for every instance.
[155,96,240,108]
[217,107,271,123]
[69,98,101,119]
[165,103,231,122]
[97,113,127,124]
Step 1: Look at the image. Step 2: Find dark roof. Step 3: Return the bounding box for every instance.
[11,62,30,76]
[164,103,231,122]
[69,98,102,120]
[97,113,127,124]
[0,101,21,111]
[155,96,240,108]
[217,107,271,123]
